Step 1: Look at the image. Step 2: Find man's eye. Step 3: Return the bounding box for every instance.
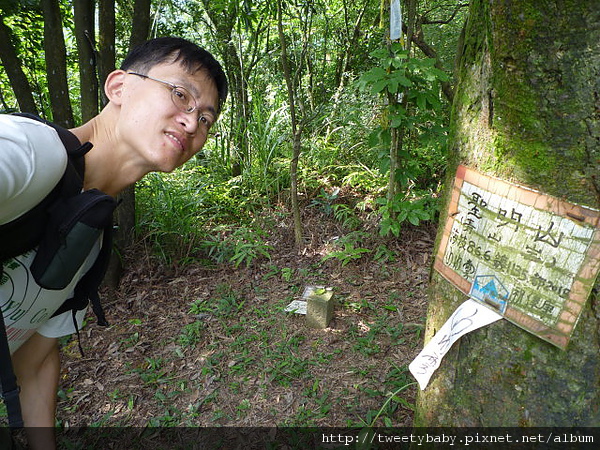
[174,89,186,100]
[199,115,213,127]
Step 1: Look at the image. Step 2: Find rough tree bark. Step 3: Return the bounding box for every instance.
[98,0,115,106]
[114,0,151,244]
[74,0,98,121]
[0,19,37,114]
[96,0,118,296]
[118,0,151,238]
[128,0,151,51]
[41,0,74,127]
[415,0,600,426]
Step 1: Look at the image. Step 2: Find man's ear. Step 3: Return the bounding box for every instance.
[104,70,127,105]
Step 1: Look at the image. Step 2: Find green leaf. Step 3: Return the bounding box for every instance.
[398,209,409,222]
[368,129,383,147]
[416,93,427,111]
[408,213,420,226]
[396,75,413,87]
[390,115,405,128]
[385,57,397,69]
[430,67,451,81]
[362,67,387,81]
[387,78,399,94]
[371,79,388,94]
[379,219,391,236]
[391,59,404,70]
[416,209,431,220]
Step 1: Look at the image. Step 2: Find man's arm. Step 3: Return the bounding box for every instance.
[11,333,59,450]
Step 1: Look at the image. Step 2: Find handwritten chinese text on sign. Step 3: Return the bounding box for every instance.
[434,165,600,349]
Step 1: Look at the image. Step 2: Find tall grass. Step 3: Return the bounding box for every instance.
[135,165,238,263]
[244,101,291,202]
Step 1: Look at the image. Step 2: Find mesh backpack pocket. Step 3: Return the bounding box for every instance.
[30,189,117,290]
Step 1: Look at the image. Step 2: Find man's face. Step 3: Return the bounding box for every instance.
[119,61,220,173]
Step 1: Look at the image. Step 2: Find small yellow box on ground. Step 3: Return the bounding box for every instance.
[305,286,334,329]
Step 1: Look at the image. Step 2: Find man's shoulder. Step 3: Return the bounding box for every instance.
[0,114,68,224]
[0,114,67,159]
[0,113,60,136]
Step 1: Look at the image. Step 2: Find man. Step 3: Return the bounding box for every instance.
[0,37,228,448]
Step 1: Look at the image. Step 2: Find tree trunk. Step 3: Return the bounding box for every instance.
[0,19,37,114]
[129,0,151,49]
[200,0,250,176]
[119,0,153,244]
[96,0,118,297]
[415,0,600,426]
[334,0,369,90]
[74,0,98,121]
[41,0,74,128]
[98,0,116,107]
[223,38,249,176]
[277,0,303,249]
[386,0,415,213]
[105,0,152,296]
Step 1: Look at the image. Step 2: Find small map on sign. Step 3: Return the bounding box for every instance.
[470,275,509,314]
[435,165,600,349]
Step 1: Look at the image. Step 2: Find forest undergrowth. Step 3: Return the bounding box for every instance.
[50,203,436,447]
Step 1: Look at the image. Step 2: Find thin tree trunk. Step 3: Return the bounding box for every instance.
[74,0,98,121]
[98,0,116,106]
[41,0,73,127]
[329,0,370,134]
[277,0,303,249]
[415,0,600,426]
[129,0,151,48]
[386,0,415,211]
[0,19,37,114]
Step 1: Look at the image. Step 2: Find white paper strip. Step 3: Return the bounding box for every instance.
[390,0,402,41]
[409,299,503,390]
[284,300,307,314]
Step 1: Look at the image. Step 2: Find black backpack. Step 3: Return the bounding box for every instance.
[0,113,117,428]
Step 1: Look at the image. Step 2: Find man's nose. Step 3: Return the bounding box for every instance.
[180,111,199,135]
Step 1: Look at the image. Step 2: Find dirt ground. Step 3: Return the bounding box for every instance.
[53,208,436,446]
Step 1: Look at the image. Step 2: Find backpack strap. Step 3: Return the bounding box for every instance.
[51,222,113,326]
[0,310,24,429]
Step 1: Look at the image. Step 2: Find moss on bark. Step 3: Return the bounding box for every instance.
[416,0,600,427]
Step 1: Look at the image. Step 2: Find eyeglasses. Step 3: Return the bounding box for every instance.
[127,71,214,129]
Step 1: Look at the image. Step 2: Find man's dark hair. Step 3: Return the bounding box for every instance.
[120,37,228,114]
